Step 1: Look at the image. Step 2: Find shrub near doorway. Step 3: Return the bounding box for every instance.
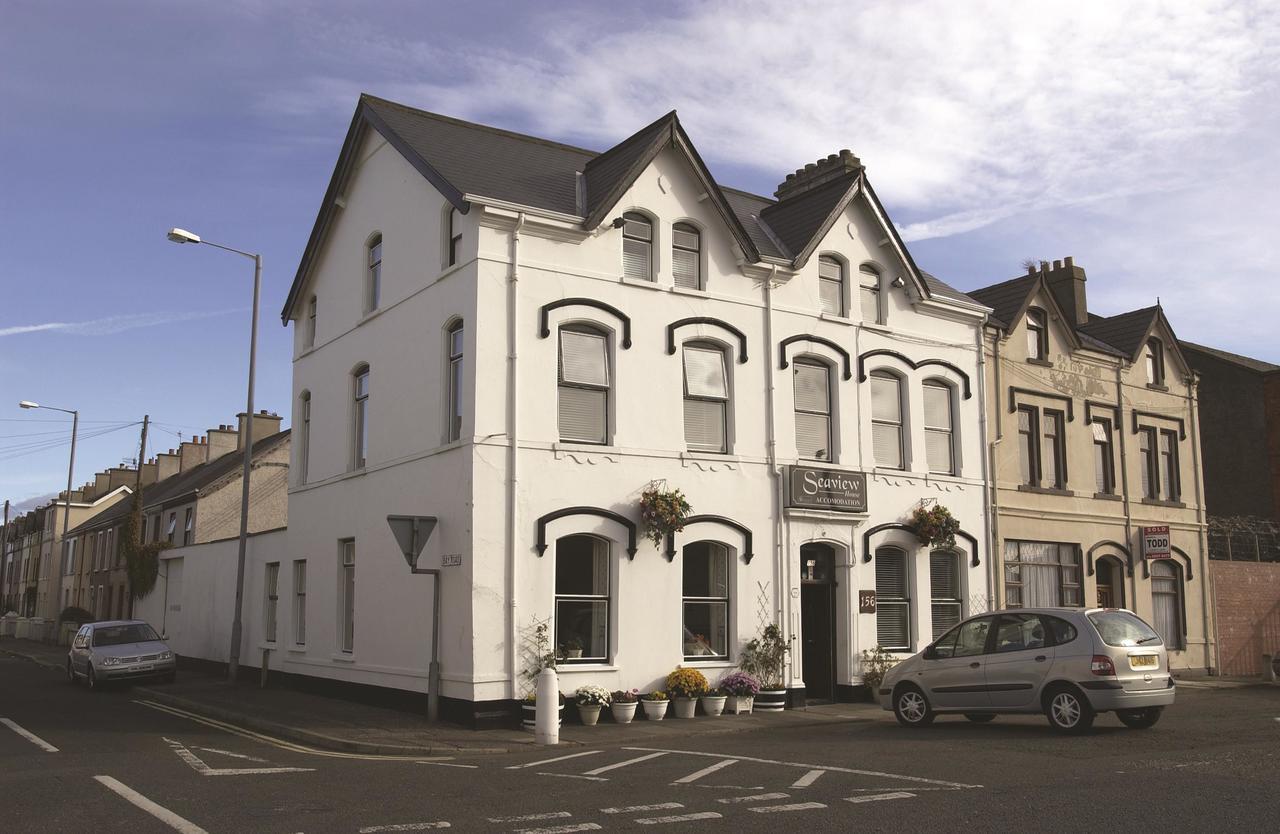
[741,624,789,711]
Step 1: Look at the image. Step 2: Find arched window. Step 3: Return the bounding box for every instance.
[299,391,311,484]
[922,380,955,475]
[446,321,464,442]
[819,255,845,316]
[672,222,701,290]
[555,534,610,662]
[1026,308,1048,361]
[870,371,904,469]
[1145,338,1165,387]
[365,234,382,313]
[352,365,370,469]
[1151,560,1183,649]
[859,264,881,324]
[793,358,832,460]
[929,550,962,639]
[621,212,653,281]
[682,541,730,659]
[446,207,462,267]
[305,295,317,349]
[683,341,729,453]
[875,546,910,651]
[558,325,610,444]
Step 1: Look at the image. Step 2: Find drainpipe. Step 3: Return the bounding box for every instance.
[506,212,526,698]
[988,333,1004,610]
[1115,364,1136,608]
[1186,374,1215,673]
[976,325,996,611]
[762,266,788,668]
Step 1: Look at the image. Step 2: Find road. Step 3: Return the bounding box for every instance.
[2,655,1279,832]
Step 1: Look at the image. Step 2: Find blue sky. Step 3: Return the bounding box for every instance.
[3,0,1278,509]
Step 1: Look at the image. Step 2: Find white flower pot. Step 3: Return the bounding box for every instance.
[725,694,754,714]
[672,697,698,719]
[577,703,603,726]
[610,701,638,724]
[641,700,669,720]
[700,694,727,717]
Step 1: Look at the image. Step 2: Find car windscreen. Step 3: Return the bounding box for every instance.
[93,624,160,646]
[1087,611,1162,647]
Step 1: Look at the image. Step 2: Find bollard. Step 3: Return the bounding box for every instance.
[260,647,270,689]
[535,666,559,746]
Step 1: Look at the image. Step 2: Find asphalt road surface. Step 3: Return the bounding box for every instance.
[3,655,1279,832]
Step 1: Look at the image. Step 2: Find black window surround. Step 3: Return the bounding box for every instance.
[1131,411,1187,440]
[663,515,754,564]
[535,507,638,560]
[861,522,980,567]
[778,334,853,380]
[666,317,748,363]
[1086,540,1134,578]
[857,349,973,399]
[1008,387,1075,421]
[539,298,632,349]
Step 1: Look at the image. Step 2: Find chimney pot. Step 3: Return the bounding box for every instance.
[1065,255,1074,268]
[1053,259,1062,270]
[1040,260,1050,271]
[1027,264,1036,275]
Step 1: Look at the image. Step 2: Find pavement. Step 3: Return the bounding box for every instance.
[0,638,881,756]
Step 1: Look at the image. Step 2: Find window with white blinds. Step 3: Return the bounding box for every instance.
[559,327,610,444]
[622,212,653,281]
[793,359,831,460]
[683,343,728,453]
[1150,560,1183,649]
[923,381,954,475]
[818,255,844,316]
[870,372,903,469]
[876,547,910,650]
[672,223,701,289]
[859,266,881,324]
[930,550,962,639]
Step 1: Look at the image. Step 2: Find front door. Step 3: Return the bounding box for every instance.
[800,544,836,701]
[1096,558,1123,608]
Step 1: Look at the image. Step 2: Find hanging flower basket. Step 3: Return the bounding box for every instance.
[907,504,961,549]
[639,483,692,550]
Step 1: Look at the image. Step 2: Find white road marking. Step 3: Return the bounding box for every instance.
[164,737,313,776]
[601,803,684,814]
[845,791,915,804]
[507,750,604,770]
[359,823,452,832]
[417,761,480,769]
[634,812,722,824]
[622,746,981,789]
[694,784,763,791]
[672,758,737,784]
[489,812,572,823]
[94,775,209,833]
[0,717,58,752]
[190,746,267,762]
[583,751,669,775]
[717,793,789,804]
[791,769,825,788]
[536,772,609,782]
[513,825,600,834]
[749,802,826,814]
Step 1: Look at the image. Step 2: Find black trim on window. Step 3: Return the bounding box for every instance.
[778,334,853,380]
[664,515,754,564]
[1086,540,1134,578]
[1131,410,1186,440]
[535,507,637,559]
[539,299,632,349]
[861,523,979,567]
[1008,387,1075,421]
[856,349,972,399]
[666,318,748,363]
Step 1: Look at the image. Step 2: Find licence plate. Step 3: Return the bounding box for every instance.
[133,665,153,672]
[1130,655,1158,669]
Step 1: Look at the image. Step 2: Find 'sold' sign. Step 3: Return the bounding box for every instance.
[1141,526,1171,560]
[786,465,868,513]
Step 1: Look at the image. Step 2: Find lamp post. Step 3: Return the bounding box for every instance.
[167,227,261,683]
[19,401,78,612]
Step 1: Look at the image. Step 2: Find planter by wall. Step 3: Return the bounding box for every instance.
[641,700,669,720]
[577,703,603,726]
[521,702,564,731]
[755,689,786,712]
[610,701,638,724]
[700,694,727,717]
[725,694,754,714]
[672,697,698,719]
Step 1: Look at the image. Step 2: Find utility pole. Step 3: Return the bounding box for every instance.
[2,499,10,612]
[128,415,148,619]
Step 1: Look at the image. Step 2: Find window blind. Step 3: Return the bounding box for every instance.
[795,413,830,459]
[923,383,953,474]
[870,374,900,422]
[873,423,903,469]
[683,346,727,398]
[672,248,698,288]
[876,548,910,650]
[684,399,726,453]
[558,387,607,444]
[820,278,842,315]
[559,330,609,386]
[793,363,829,412]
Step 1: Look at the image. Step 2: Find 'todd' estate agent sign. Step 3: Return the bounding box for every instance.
[1141,525,1171,560]
[786,465,868,513]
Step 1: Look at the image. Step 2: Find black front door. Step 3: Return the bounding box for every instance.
[800,544,836,701]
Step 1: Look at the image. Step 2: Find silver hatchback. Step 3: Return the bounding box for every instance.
[879,608,1175,733]
[66,620,177,690]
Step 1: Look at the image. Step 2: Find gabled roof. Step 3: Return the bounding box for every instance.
[1079,307,1160,359]
[1181,341,1280,374]
[966,274,1039,331]
[759,172,858,260]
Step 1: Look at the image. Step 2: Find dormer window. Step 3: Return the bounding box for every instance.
[1026,308,1048,361]
[622,212,653,281]
[1145,338,1165,387]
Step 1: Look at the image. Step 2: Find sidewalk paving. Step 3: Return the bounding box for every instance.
[0,638,880,755]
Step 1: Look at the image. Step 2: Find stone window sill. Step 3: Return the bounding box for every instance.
[1142,498,1186,509]
[1027,358,1053,367]
[1093,492,1122,502]
[1018,484,1075,497]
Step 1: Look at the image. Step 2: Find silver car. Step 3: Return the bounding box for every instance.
[66,620,176,690]
[879,608,1174,734]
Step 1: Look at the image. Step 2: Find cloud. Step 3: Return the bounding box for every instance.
[0,309,245,338]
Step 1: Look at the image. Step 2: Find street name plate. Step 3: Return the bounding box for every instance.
[786,465,868,513]
[441,553,462,567]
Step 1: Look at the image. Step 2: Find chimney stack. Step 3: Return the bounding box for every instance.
[179,437,207,472]
[774,149,863,201]
[237,411,284,451]
[156,450,181,481]
[207,423,239,459]
[1028,255,1089,328]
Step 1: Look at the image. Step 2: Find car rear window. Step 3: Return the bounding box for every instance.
[1087,611,1162,647]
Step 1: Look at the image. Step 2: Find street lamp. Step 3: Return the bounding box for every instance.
[19,400,78,615]
[167,227,261,683]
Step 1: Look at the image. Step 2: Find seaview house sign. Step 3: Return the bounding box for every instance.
[786,465,868,513]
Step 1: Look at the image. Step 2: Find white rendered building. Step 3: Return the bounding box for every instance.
[277,96,992,725]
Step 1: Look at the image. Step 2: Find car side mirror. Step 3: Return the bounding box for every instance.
[922,645,938,661]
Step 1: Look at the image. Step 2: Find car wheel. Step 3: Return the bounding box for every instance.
[893,685,935,727]
[964,713,996,723]
[66,660,77,685]
[1044,685,1094,734]
[86,665,99,692]
[1116,707,1163,729]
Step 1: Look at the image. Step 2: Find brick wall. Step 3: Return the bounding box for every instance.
[1211,560,1280,676]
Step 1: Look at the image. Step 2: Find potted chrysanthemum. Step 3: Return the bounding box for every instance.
[719,671,761,714]
[574,685,612,726]
[641,690,669,720]
[666,667,709,718]
[610,689,640,724]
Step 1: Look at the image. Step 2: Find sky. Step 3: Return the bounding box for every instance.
[2,0,1278,509]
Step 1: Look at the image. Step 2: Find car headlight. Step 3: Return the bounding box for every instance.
[102,656,121,666]
[159,651,173,661]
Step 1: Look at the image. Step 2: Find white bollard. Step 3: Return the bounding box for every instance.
[535,667,559,746]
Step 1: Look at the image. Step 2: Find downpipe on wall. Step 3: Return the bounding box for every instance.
[507,212,525,699]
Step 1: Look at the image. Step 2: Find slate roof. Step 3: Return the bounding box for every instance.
[1079,306,1159,359]
[1180,341,1280,374]
[966,274,1039,330]
[759,173,858,259]
[920,271,983,307]
[582,111,676,223]
[968,273,1131,357]
[66,430,291,537]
